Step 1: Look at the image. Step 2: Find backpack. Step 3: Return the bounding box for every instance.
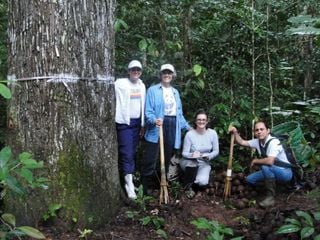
[258,136,304,190]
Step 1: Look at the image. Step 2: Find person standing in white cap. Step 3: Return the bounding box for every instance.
[115,60,146,200]
[141,63,190,196]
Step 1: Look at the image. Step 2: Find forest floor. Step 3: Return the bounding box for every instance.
[39,169,320,240]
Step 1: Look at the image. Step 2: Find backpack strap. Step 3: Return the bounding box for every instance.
[258,137,276,158]
[259,137,293,168]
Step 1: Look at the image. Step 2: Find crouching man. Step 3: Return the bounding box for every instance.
[229,121,292,208]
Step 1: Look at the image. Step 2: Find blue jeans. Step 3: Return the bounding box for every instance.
[247,165,293,185]
[116,118,141,175]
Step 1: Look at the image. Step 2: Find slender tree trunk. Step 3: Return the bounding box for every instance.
[251,0,256,140]
[6,0,119,228]
[266,5,274,127]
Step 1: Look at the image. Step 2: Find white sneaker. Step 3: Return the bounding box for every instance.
[124,174,137,200]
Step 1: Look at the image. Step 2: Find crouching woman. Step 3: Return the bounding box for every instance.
[180,109,219,198]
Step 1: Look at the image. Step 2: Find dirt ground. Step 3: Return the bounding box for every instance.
[39,169,320,240]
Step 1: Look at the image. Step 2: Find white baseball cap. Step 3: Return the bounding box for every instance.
[160,64,175,73]
[128,60,142,70]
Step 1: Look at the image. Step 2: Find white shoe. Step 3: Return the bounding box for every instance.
[124,174,137,199]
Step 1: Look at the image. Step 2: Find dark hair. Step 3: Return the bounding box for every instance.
[254,120,270,130]
[193,109,209,129]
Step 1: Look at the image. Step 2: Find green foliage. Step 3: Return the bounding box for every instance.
[168,180,181,199]
[276,210,320,239]
[0,82,10,99]
[42,203,62,221]
[125,185,167,239]
[140,215,165,230]
[0,1,7,80]
[140,215,167,239]
[126,210,140,221]
[0,146,48,197]
[0,213,46,239]
[77,228,93,240]
[114,1,320,161]
[271,121,316,168]
[191,217,243,240]
[134,185,154,211]
[0,146,47,239]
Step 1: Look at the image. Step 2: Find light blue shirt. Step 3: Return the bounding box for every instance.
[144,83,190,149]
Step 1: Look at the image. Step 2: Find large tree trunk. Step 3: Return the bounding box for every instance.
[6,0,119,227]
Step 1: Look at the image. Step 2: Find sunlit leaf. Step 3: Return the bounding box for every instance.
[16,226,46,239]
[138,38,148,51]
[193,64,202,76]
[300,226,314,239]
[276,224,300,234]
[296,211,313,226]
[0,83,11,99]
[1,213,16,226]
[114,19,129,32]
[0,147,12,168]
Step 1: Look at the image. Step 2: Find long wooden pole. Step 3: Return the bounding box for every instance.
[223,133,235,200]
[159,125,169,204]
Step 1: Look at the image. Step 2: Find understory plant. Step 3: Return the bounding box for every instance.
[126,185,167,239]
[0,146,48,239]
[191,217,244,240]
[276,210,320,239]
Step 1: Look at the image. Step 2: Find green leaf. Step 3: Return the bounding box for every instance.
[313,212,320,221]
[156,229,167,239]
[285,218,302,226]
[140,216,151,226]
[138,38,148,51]
[191,218,213,230]
[195,79,205,89]
[276,224,301,234]
[193,64,202,76]
[18,152,32,161]
[1,213,16,226]
[6,175,25,195]
[300,226,314,239]
[20,155,43,169]
[19,168,33,183]
[114,18,129,32]
[0,83,11,99]
[16,226,46,239]
[222,227,234,236]
[0,147,12,168]
[17,226,46,239]
[296,211,313,226]
[288,15,317,25]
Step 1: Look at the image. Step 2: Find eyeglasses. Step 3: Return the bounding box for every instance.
[130,67,142,72]
[255,128,265,132]
[161,70,173,75]
[196,119,207,122]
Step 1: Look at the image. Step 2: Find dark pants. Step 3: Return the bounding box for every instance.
[116,118,141,175]
[141,116,176,177]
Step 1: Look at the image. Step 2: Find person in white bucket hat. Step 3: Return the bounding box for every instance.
[115,60,146,200]
[140,63,190,196]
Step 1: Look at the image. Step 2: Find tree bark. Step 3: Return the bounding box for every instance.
[6,0,119,228]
